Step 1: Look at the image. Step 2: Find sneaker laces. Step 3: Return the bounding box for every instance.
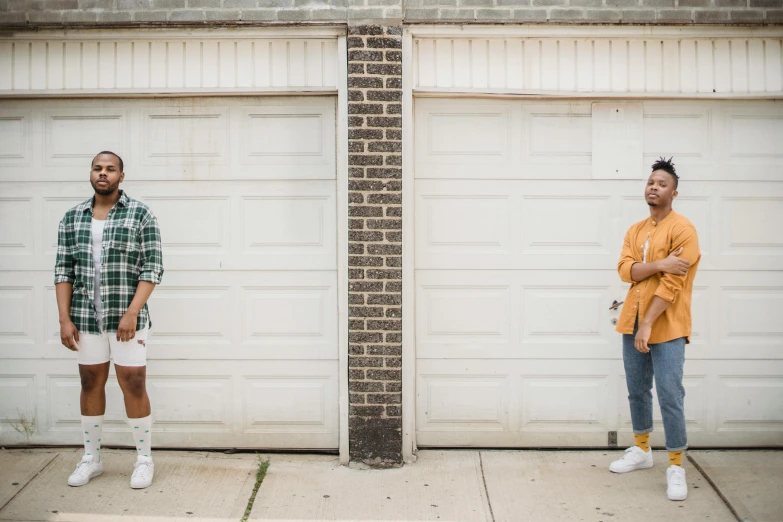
[669,466,686,486]
[620,446,643,460]
[72,458,94,478]
[133,460,153,480]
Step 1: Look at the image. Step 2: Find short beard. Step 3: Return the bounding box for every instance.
[91,180,119,196]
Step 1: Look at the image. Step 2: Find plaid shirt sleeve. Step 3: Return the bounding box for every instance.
[54,216,76,284]
[138,213,164,284]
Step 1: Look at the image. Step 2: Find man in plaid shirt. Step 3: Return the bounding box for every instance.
[55,151,163,489]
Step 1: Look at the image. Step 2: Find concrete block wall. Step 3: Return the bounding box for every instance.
[1,0,780,25]
[403,0,781,24]
[346,24,404,468]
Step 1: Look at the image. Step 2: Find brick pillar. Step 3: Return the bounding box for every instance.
[347,24,403,468]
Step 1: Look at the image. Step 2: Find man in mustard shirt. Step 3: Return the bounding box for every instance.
[610,157,701,501]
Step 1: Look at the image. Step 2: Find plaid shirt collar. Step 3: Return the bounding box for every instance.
[76,190,130,215]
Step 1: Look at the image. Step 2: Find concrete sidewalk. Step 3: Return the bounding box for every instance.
[1,448,781,522]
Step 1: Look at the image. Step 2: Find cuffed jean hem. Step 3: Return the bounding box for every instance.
[633,428,654,434]
[666,444,688,452]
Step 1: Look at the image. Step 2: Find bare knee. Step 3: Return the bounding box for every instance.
[79,366,107,394]
[119,369,147,399]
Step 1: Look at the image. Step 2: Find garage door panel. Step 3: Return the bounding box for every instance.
[642,105,713,165]
[0,180,338,272]
[415,99,591,180]
[416,179,782,271]
[416,359,619,447]
[416,97,783,448]
[0,96,339,449]
[418,270,782,361]
[0,359,338,449]
[519,375,610,433]
[2,270,339,362]
[0,98,336,182]
[45,108,128,169]
[720,197,783,257]
[0,109,31,167]
[0,197,33,257]
[416,270,620,360]
[716,374,783,434]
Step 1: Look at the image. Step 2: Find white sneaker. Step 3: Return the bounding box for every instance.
[68,455,103,487]
[609,446,654,473]
[130,456,154,489]
[667,465,688,501]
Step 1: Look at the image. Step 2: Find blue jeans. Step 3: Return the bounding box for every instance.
[623,322,687,451]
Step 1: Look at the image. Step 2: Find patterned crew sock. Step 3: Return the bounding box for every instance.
[669,450,684,467]
[129,415,152,460]
[634,433,651,453]
[81,415,103,462]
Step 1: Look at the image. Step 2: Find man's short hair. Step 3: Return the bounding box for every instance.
[93,151,124,173]
[651,156,678,189]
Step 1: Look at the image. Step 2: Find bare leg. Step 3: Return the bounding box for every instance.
[115,365,151,418]
[79,362,110,416]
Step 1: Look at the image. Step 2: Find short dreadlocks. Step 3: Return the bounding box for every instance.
[651,156,678,189]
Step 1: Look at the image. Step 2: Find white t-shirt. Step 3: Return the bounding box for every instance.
[91,219,106,319]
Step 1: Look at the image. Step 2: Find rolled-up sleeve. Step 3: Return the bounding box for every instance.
[138,214,164,284]
[617,227,637,284]
[54,218,75,284]
[654,224,700,303]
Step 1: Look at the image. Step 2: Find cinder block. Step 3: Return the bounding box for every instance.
[656,8,694,19]
[311,7,347,19]
[439,7,476,18]
[621,8,656,19]
[548,6,586,18]
[0,11,28,23]
[728,8,763,19]
[694,8,730,20]
[572,0,603,7]
[98,11,135,20]
[678,0,710,8]
[169,9,204,19]
[150,0,186,8]
[204,9,241,19]
[512,8,548,19]
[584,7,622,18]
[277,8,311,19]
[476,7,514,18]
[240,8,277,19]
[403,6,439,19]
[132,9,168,20]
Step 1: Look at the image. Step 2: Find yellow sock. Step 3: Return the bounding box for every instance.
[634,433,650,453]
[669,451,683,467]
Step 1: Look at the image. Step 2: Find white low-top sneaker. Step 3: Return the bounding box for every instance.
[667,465,688,501]
[67,455,103,487]
[609,446,654,473]
[130,456,154,489]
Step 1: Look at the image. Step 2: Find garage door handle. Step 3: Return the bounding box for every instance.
[609,300,624,310]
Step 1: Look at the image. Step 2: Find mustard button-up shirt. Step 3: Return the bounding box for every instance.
[616,210,701,344]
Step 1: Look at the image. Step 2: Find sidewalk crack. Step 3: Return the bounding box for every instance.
[0,452,60,513]
[687,454,743,522]
[478,451,496,522]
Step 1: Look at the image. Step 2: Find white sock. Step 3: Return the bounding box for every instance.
[81,415,103,462]
[129,415,152,460]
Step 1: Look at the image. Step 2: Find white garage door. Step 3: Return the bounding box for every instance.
[0,96,339,449]
[414,98,783,448]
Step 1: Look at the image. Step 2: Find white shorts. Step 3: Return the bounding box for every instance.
[76,329,149,367]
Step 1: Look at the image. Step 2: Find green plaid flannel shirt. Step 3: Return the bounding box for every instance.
[54,191,164,334]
